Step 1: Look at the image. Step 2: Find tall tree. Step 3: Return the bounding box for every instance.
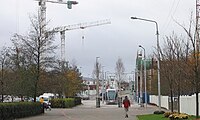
[160,33,190,112]
[13,14,57,102]
[176,15,200,118]
[115,57,125,97]
[0,47,11,102]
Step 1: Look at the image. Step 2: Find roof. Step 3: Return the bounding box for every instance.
[82,77,96,81]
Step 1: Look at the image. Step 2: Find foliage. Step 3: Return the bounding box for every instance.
[0,14,82,101]
[164,112,175,117]
[164,112,191,120]
[168,113,189,120]
[0,102,42,119]
[50,98,81,108]
[137,114,194,120]
[153,110,165,114]
[45,61,83,97]
[137,114,168,120]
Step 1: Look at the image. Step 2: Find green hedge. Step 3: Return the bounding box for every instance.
[0,102,43,120]
[50,97,81,108]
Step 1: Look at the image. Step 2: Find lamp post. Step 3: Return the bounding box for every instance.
[139,52,143,107]
[139,45,147,108]
[131,17,161,111]
[101,66,105,104]
[96,57,100,108]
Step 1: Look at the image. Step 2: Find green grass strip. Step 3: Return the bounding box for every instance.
[137,114,195,120]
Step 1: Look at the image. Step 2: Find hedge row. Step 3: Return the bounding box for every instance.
[0,102,43,120]
[50,97,81,108]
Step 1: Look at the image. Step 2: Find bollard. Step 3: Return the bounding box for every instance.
[96,97,100,108]
[118,97,122,108]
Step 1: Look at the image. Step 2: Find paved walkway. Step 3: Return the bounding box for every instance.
[18,100,162,120]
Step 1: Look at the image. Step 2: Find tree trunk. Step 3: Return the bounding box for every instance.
[178,77,180,113]
[170,89,174,112]
[196,92,199,119]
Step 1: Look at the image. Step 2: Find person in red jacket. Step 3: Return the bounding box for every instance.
[123,96,131,118]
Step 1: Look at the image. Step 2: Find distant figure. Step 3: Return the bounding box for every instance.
[123,96,131,118]
[40,97,44,104]
[40,97,44,113]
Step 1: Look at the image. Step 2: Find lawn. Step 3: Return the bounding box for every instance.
[137,114,196,120]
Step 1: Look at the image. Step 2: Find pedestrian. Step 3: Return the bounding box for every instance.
[123,96,131,118]
[40,97,45,113]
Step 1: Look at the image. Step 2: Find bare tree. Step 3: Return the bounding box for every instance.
[92,58,101,98]
[175,14,200,118]
[160,32,190,113]
[115,57,125,97]
[13,14,57,102]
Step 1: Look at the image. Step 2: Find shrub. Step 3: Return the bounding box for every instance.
[0,102,42,119]
[163,112,178,118]
[50,98,78,108]
[154,110,165,114]
[164,112,172,117]
[168,113,189,120]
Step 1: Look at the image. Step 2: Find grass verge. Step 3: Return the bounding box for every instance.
[137,114,196,120]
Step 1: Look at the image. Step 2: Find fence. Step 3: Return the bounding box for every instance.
[150,94,198,115]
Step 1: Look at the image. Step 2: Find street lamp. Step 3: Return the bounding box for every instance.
[131,17,161,111]
[139,52,143,107]
[96,57,100,108]
[87,74,90,97]
[139,45,147,108]
[101,66,105,104]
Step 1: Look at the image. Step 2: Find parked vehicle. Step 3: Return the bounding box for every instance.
[81,95,90,100]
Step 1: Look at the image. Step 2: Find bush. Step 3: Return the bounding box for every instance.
[164,112,173,117]
[168,113,189,120]
[154,110,165,114]
[0,102,43,119]
[50,98,78,108]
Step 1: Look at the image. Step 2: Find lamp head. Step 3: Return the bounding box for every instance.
[139,45,142,47]
[131,17,138,19]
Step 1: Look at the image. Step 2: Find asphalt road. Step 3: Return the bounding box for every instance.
[18,100,160,120]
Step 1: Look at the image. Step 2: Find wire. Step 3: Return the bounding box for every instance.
[16,0,20,33]
[161,0,176,30]
[161,0,181,34]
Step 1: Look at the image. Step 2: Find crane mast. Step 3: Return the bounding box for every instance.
[196,0,200,50]
[35,0,110,65]
[49,19,111,62]
[35,0,78,55]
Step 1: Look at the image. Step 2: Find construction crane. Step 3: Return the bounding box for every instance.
[196,0,200,50]
[34,0,78,50]
[49,19,111,62]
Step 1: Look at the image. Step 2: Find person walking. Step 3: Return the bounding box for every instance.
[40,97,45,113]
[123,96,131,118]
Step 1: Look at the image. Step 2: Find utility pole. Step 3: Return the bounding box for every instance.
[139,45,147,108]
[96,57,100,108]
[101,66,105,104]
[139,51,143,107]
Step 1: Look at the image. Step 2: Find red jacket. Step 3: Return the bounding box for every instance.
[123,99,130,108]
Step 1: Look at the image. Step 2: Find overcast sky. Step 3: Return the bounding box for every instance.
[0,0,195,78]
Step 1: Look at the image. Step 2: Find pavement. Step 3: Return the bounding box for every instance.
[18,100,164,120]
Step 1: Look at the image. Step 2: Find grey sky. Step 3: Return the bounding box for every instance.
[0,0,195,77]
